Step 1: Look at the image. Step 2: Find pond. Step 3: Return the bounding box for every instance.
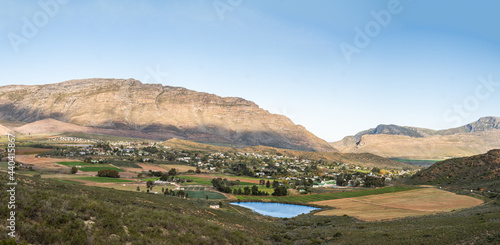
[230,202,320,218]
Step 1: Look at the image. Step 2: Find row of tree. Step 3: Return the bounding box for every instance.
[336,173,385,187]
[232,186,269,196]
[212,178,288,196]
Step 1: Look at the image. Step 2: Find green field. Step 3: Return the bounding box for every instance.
[184,187,206,191]
[79,166,124,172]
[142,178,160,181]
[56,161,89,166]
[56,162,124,172]
[0,162,8,170]
[236,186,416,203]
[77,177,134,183]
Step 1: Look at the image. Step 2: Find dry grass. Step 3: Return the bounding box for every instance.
[160,164,196,172]
[16,155,77,170]
[137,163,167,172]
[15,148,53,155]
[313,188,483,221]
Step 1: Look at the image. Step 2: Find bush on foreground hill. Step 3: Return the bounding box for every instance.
[0,173,499,244]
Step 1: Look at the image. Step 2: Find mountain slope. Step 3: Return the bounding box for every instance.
[0,79,334,152]
[332,117,500,159]
[0,123,13,135]
[411,149,500,192]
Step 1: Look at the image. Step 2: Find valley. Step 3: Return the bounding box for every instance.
[0,80,498,244]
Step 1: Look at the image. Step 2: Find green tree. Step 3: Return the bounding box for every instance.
[168,168,177,176]
[97,169,120,178]
[177,190,185,198]
[272,180,279,188]
[272,186,288,196]
[251,185,259,195]
[266,180,270,188]
[371,167,381,174]
[146,180,154,190]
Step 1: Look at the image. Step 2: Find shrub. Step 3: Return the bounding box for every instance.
[97,169,120,178]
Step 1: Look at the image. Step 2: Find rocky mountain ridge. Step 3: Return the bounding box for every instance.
[0,78,335,152]
[331,117,500,159]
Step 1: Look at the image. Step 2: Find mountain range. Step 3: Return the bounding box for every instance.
[0,79,334,152]
[331,117,500,159]
[1,79,498,161]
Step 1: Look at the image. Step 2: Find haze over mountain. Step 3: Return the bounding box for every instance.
[0,79,335,152]
[331,117,500,159]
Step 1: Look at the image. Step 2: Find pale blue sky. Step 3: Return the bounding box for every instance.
[1,0,499,141]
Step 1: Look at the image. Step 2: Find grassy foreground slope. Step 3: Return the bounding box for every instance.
[1,173,499,244]
[411,149,500,192]
[0,173,273,244]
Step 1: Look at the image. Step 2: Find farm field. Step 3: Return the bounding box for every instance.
[186,174,271,185]
[160,164,196,172]
[55,162,125,172]
[77,166,124,172]
[16,147,53,155]
[76,177,134,183]
[137,163,167,172]
[236,186,415,203]
[16,155,80,170]
[180,175,257,186]
[56,161,88,166]
[313,188,484,221]
[179,176,215,185]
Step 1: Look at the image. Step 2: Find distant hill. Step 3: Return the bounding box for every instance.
[162,138,416,170]
[0,123,13,135]
[411,149,500,192]
[0,79,335,152]
[331,117,500,159]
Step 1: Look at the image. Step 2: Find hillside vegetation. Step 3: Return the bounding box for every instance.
[411,149,500,193]
[1,173,499,244]
[0,173,272,244]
